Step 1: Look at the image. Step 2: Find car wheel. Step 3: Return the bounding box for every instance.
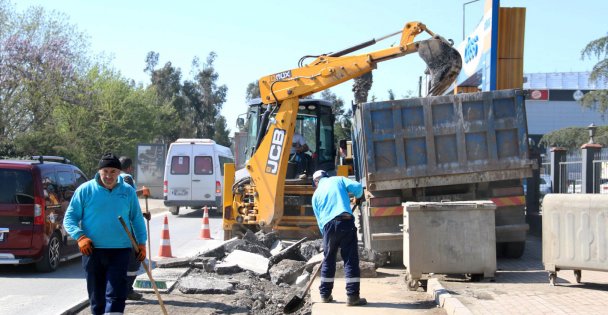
[169,206,180,215]
[36,233,61,272]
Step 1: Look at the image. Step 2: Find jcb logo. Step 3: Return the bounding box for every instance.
[266,129,286,174]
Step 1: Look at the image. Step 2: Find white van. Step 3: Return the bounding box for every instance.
[163,139,234,215]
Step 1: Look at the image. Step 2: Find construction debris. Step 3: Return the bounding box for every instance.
[145,229,384,314]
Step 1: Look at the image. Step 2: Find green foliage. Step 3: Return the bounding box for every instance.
[245,81,260,101]
[580,33,608,114]
[539,126,608,151]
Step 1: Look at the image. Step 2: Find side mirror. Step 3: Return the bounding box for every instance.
[236,117,245,129]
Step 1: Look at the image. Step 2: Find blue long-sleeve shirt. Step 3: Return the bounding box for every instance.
[312,176,363,234]
[64,173,147,248]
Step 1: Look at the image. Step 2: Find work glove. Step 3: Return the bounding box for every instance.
[136,244,146,262]
[77,235,93,256]
[142,212,151,221]
[142,186,150,197]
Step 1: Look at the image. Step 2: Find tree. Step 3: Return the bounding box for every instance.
[539,126,608,151]
[189,52,229,139]
[0,0,91,155]
[388,89,395,100]
[245,80,260,101]
[580,33,608,114]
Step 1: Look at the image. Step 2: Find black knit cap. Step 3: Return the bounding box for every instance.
[98,152,122,170]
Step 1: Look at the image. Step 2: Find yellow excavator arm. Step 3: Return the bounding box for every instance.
[226,21,461,234]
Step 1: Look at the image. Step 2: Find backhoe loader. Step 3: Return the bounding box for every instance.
[222,21,462,239]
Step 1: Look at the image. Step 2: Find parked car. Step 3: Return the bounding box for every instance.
[539,174,552,198]
[0,156,88,272]
[567,179,582,194]
[599,179,608,194]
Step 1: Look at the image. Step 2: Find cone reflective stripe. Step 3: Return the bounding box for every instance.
[200,206,212,240]
[158,215,173,258]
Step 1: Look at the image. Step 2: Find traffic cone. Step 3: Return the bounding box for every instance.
[158,215,173,258]
[200,206,212,240]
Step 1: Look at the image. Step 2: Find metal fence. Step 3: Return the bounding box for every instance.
[558,152,582,193]
[592,148,608,194]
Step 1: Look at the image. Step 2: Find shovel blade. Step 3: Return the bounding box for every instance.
[283,294,304,314]
[417,36,462,96]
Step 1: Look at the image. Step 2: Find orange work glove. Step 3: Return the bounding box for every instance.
[136,244,146,262]
[142,186,150,197]
[77,235,93,256]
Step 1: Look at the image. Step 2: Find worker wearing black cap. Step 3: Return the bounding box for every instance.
[64,152,147,315]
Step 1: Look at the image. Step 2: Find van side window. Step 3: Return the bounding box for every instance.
[194,156,213,175]
[57,171,77,194]
[41,169,60,205]
[74,170,87,187]
[171,156,190,175]
[218,156,235,176]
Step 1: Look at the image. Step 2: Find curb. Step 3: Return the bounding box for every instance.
[426,278,473,315]
[60,298,89,315]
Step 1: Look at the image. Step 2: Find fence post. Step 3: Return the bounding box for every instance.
[550,147,567,193]
[581,143,602,193]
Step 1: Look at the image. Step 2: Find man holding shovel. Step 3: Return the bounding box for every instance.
[64,153,147,315]
[311,170,367,306]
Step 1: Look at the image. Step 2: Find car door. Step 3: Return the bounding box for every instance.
[0,165,36,250]
[167,145,193,202]
[191,145,215,203]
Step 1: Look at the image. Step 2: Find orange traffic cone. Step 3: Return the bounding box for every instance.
[200,206,212,240]
[158,215,173,258]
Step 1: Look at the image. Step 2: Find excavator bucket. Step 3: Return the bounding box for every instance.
[417,36,462,96]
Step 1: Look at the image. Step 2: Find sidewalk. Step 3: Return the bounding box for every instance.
[438,235,608,315]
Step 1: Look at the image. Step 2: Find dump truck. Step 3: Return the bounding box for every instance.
[353,89,534,260]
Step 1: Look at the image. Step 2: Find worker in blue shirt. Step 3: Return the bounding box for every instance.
[311,170,367,306]
[64,153,147,315]
[119,155,150,301]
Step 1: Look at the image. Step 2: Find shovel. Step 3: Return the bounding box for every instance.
[118,216,168,315]
[283,263,322,314]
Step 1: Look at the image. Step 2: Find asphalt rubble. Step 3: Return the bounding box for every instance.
[73,230,388,315]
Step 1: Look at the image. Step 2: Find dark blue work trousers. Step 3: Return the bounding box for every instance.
[319,215,361,298]
[126,249,140,294]
[82,248,131,315]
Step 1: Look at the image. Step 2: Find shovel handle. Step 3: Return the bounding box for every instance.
[118,216,168,315]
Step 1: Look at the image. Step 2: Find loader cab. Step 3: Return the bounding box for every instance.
[240,98,336,176]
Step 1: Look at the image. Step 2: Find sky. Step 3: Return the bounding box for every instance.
[12,0,608,135]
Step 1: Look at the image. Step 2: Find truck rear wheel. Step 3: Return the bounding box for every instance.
[169,206,180,215]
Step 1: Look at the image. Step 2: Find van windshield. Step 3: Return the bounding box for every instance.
[0,169,34,204]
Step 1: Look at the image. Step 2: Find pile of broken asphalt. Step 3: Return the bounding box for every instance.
[70,229,387,315]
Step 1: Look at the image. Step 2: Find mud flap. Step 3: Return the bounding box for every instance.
[417,36,462,95]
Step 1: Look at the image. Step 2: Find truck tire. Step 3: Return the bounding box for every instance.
[169,206,180,216]
[503,241,525,259]
[36,233,61,272]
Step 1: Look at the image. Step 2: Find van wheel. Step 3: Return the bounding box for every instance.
[169,206,180,215]
[36,233,61,272]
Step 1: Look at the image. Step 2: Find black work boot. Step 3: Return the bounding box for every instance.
[320,295,333,303]
[346,295,367,306]
[127,290,143,300]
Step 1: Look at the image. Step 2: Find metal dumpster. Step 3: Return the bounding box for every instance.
[403,201,497,290]
[543,194,608,285]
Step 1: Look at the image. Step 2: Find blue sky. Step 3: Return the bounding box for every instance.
[13,0,608,135]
